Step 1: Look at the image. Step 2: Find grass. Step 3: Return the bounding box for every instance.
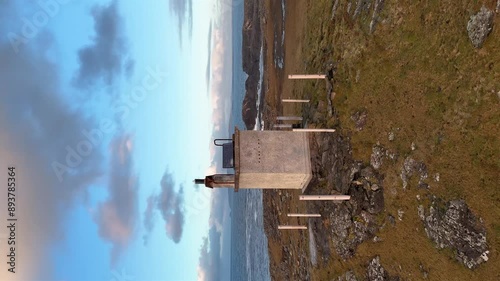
[291,0,500,279]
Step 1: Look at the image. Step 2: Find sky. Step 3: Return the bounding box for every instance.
[0,0,235,280]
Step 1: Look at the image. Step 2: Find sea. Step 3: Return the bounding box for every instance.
[227,1,271,281]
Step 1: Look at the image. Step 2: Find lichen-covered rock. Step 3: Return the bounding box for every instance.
[366,256,401,281]
[351,109,368,131]
[336,270,358,281]
[400,157,428,189]
[370,0,385,33]
[367,256,388,281]
[370,144,385,169]
[467,6,494,48]
[419,199,489,269]
[327,204,379,260]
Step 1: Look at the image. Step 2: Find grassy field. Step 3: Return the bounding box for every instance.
[283,0,500,279]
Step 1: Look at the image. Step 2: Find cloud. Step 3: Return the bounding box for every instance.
[94,134,139,267]
[0,1,137,279]
[197,226,222,281]
[205,21,213,90]
[142,170,186,243]
[142,194,156,244]
[0,43,104,280]
[197,190,231,281]
[168,0,193,44]
[73,0,135,89]
[205,17,233,174]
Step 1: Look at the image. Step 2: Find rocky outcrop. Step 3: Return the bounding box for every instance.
[366,256,400,281]
[241,0,262,129]
[325,205,379,259]
[400,156,428,189]
[331,0,385,33]
[370,144,385,170]
[336,257,401,281]
[370,143,398,171]
[307,132,386,260]
[369,0,386,34]
[242,90,258,129]
[418,199,489,269]
[467,6,494,48]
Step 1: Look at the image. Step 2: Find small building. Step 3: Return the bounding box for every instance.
[195,127,312,192]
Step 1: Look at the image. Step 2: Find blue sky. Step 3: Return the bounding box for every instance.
[0,0,233,280]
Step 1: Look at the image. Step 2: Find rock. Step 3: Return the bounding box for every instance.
[366,256,401,280]
[397,209,404,221]
[411,142,416,151]
[385,149,398,161]
[418,205,425,220]
[242,94,258,129]
[401,157,428,190]
[329,207,379,259]
[350,166,385,215]
[418,182,430,189]
[322,151,330,167]
[467,6,494,48]
[387,214,396,226]
[370,144,385,169]
[419,263,429,279]
[369,0,385,34]
[434,173,440,182]
[419,199,489,269]
[388,132,395,141]
[351,109,368,131]
[367,189,385,214]
[366,256,388,281]
[336,270,358,281]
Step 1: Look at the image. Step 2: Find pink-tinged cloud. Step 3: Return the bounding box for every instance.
[142,170,185,243]
[0,1,136,279]
[0,43,104,281]
[206,14,233,175]
[94,134,139,266]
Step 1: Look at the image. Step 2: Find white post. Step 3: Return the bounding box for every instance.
[278,225,308,230]
[273,124,293,129]
[299,195,350,201]
[288,74,326,79]
[277,116,303,121]
[282,99,310,103]
[287,213,321,217]
[292,128,336,133]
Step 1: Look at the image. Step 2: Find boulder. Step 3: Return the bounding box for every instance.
[467,6,494,48]
[419,199,489,269]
